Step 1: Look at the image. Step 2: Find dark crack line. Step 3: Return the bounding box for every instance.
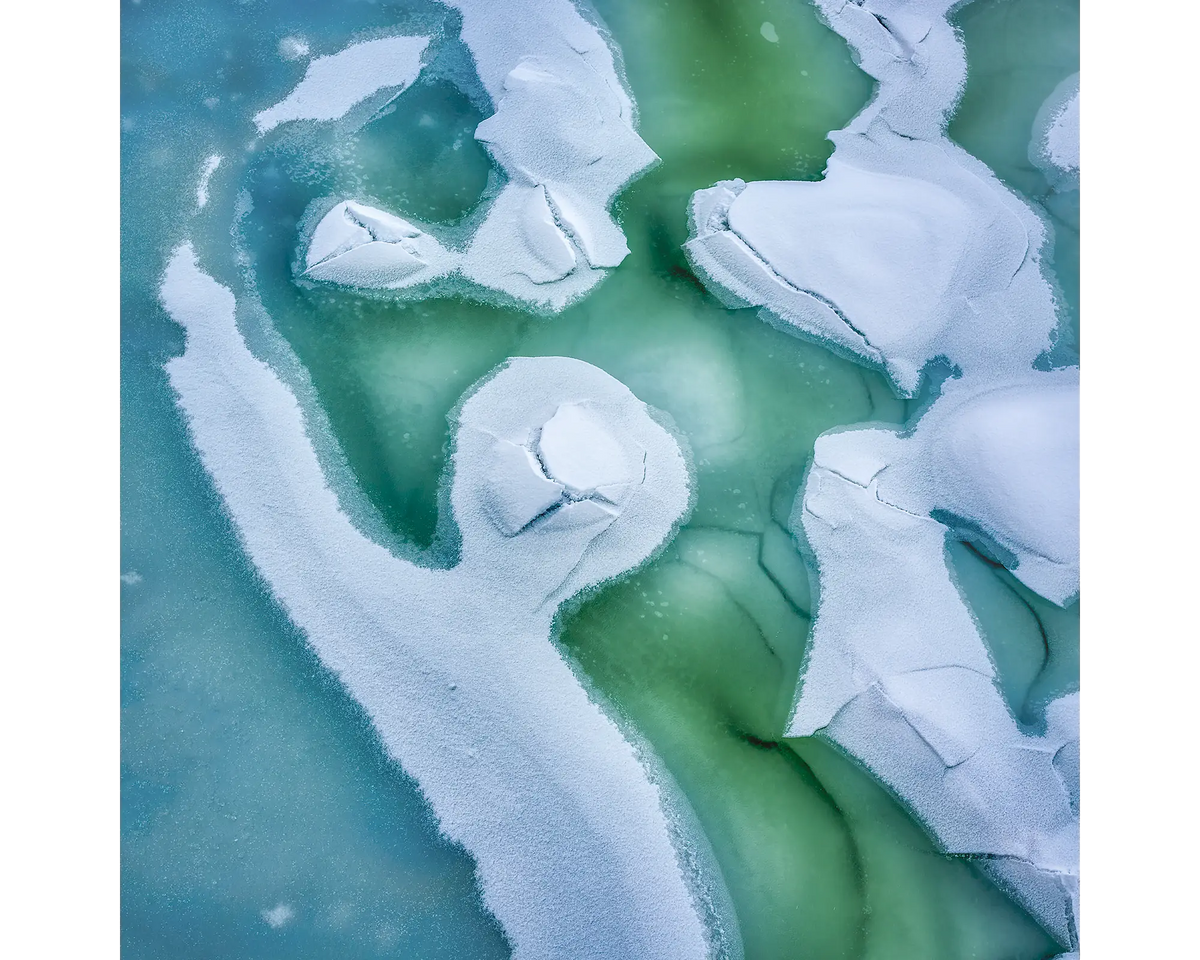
[676,557,785,669]
[757,532,813,621]
[718,221,885,360]
[869,12,916,62]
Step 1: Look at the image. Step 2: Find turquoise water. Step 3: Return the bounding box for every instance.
[122,1,1077,957]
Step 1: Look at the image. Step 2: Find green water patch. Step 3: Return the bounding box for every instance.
[347,80,492,223]
[558,560,862,960]
[790,737,1062,960]
[556,546,1063,959]
[595,0,874,270]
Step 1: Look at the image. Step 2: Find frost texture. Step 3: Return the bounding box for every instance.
[296,0,658,311]
[161,245,723,960]
[684,0,1080,952]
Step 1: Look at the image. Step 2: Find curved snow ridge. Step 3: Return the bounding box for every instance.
[297,0,656,312]
[160,244,726,960]
[1030,73,1080,192]
[253,35,431,134]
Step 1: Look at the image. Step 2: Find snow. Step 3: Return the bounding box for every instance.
[261,903,295,928]
[278,36,310,62]
[161,245,718,960]
[303,201,457,290]
[791,410,1080,944]
[685,0,1061,398]
[1031,73,1080,192]
[484,441,565,537]
[892,370,1081,604]
[195,154,222,210]
[513,186,577,283]
[253,36,430,134]
[536,403,630,498]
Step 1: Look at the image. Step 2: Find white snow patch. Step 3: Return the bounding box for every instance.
[253,35,430,134]
[195,154,222,210]
[484,440,565,536]
[278,36,310,62]
[537,403,629,498]
[303,201,457,290]
[791,397,1080,944]
[261,903,295,928]
[685,0,1060,398]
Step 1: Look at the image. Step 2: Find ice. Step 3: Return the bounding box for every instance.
[890,370,1081,604]
[681,0,1081,949]
[788,373,1080,936]
[253,36,430,134]
[278,36,310,62]
[297,1,656,311]
[685,0,1061,398]
[303,201,457,290]
[514,187,577,283]
[758,523,811,615]
[536,403,630,498]
[161,245,718,960]
[791,411,1080,943]
[1046,94,1080,172]
[1031,73,1080,192]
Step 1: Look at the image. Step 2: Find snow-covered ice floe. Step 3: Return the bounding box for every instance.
[684,0,1080,952]
[1031,73,1080,193]
[160,244,731,960]
[253,35,431,134]
[685,0,1065,398]
[294,0,657,312]
[790,371,1080,944]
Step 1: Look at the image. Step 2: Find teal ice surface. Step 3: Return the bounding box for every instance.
[122,0,1075,957]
